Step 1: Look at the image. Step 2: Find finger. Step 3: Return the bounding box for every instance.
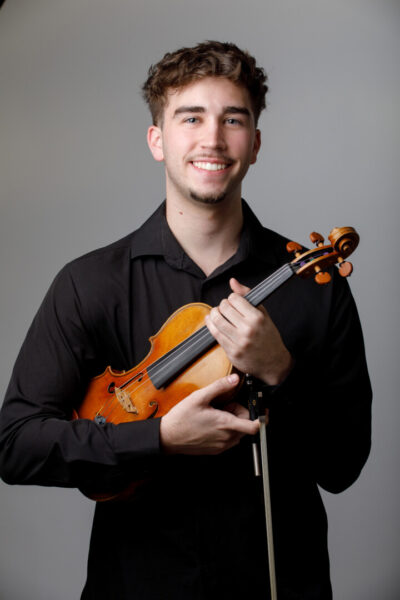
[209,300,258,341]
[208,306,238,338]
[229,279,271,321]
[192,374,240,406]
[205,315,232,352]
[225,412,260,435]
[222,402,250,420]
[226,293,264,322]
[205,313,237,354]
[217,298,245,327]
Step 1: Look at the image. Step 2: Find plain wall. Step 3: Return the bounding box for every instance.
[1,1,399,598]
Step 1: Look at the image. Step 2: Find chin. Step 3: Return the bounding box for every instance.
[189,190,227,205]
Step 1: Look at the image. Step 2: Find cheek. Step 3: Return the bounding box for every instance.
[230,133,256,158]
[163,134,192,160]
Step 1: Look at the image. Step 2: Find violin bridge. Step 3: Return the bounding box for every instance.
[115,387,138,414]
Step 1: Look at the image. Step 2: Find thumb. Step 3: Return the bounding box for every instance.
[192,373,240,406]
[229,277,250,297]
[230,277,268,317]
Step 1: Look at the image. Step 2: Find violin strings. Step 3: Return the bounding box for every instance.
[137,265,291,386]
[121,263,291,390]
[144,263,293,379]
[100,263,293,420]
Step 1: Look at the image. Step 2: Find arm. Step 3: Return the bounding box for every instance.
[204,274,372,493]
[0,266,160,490]
[0,268,259,490]
[301,274,372,492]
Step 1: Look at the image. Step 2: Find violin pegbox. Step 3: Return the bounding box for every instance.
[308,232,332,284]
[286,226,359,285]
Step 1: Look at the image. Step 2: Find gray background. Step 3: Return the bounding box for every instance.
[0,1,399,598]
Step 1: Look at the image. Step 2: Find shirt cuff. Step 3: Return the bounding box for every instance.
[109,417,161,462]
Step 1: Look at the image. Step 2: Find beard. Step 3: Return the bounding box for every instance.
[189,189,227,205]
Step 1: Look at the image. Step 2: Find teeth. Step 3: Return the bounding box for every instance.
[192,161,228,171]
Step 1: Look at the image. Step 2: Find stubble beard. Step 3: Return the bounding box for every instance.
[189,189,227,205]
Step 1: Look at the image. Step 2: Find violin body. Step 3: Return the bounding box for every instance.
[74,302,233,427]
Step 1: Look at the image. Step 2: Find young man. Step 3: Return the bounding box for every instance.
[0,41,371,599]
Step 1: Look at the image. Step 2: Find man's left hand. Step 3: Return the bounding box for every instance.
[205,277,293,386]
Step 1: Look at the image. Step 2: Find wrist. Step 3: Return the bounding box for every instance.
[260,352,294,386]
[159,417,176,455]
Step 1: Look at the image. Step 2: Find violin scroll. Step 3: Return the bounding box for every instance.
[328,226,359,279]
[328,226,359,257]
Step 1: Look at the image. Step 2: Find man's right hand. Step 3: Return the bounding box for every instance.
[159,374,259,455]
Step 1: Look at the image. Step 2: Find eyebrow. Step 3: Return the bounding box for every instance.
[224,106,251,117]
[173,105,251,118]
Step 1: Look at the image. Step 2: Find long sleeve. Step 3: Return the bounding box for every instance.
[0,264,161,491]
[267,270,372,495]
[306,274,372,492]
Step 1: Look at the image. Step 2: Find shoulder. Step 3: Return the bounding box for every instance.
[59,202,165,284]
[40,203,165,322]
[43,230,141,316]
[67,230,135,273]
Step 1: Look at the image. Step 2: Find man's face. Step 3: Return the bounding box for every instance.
[147,77,261,206]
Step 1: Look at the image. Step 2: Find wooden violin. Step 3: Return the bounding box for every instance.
[73,227,359,501]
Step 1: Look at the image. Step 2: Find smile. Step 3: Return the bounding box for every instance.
[192,161,230,171]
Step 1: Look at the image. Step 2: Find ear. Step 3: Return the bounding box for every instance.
[250,129,261,165]
[147,125,164,162]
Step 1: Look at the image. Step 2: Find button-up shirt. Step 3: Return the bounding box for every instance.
[0,201,372,599]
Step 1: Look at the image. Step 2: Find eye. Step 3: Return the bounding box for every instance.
[225,118,242,126]
[184,117,199,124]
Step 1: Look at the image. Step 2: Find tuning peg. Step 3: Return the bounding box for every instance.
[310,232,325,247]
[338,260,353,277]
[314,266,331,285]
[286,241,303,257]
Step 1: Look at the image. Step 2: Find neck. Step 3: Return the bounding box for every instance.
[166,196,243,277]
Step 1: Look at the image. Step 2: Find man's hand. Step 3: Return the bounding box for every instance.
[160,374,259,455]
[205,278,293,386]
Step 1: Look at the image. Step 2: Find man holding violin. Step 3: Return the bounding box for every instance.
[0,41,372,599]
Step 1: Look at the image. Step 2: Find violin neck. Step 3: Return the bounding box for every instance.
[244,263,294,307]
[148,262,295,389]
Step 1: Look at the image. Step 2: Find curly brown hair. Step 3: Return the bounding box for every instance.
[142,41,268,126]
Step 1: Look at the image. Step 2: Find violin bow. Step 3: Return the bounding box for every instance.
[247,377,277,599]
[259,406,278,600]
[246,226,360,599]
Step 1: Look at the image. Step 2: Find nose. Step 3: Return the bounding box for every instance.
[200,118,227,151]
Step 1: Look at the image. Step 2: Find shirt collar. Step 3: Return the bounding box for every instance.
[130,200,281,273]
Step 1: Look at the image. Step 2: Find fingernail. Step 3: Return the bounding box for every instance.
[228,374,239,384]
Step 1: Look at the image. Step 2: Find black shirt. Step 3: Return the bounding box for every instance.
[0,201,372,599]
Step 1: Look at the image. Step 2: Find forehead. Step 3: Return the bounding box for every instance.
[163,77,254,118]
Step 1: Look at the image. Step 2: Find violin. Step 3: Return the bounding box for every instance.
[73,227,359,501]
